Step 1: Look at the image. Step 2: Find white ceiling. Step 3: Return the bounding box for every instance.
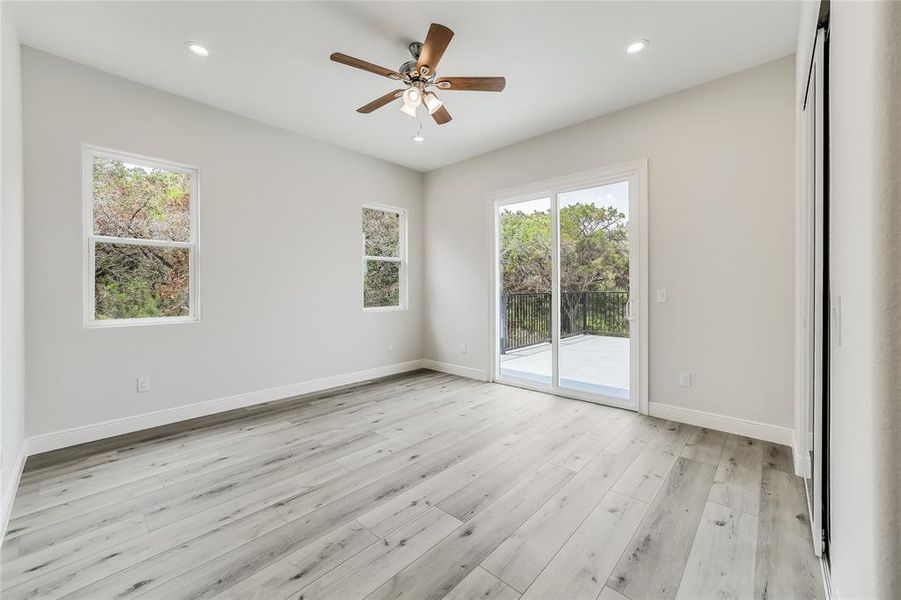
[11,1,799,172]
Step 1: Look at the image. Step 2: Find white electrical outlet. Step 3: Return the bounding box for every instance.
[387,341,395,352]
[460,343,467,354]
[137,376,151,393]
[678,372,691,388]
[656,289,668,303]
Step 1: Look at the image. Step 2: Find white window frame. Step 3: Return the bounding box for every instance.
[83,145,200,328]
[361,203,407,312]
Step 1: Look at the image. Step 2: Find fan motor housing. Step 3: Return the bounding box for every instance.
[400,42,426,79]
[399,60,418,77]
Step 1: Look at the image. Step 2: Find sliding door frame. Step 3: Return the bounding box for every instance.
[487,160,649,414]
[796,23,830,559]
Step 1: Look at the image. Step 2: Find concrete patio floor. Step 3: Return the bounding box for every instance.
[499,334,630,400]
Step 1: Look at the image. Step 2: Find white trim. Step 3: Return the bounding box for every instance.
[421,360,490,382]
[80,144,199,174]
[26,360,425,455]
[361,305,407,314]
[85,314,200,329]
[91,235,193,249]
[794,428,812,478]
[1,440,28,541]
[363,256,403,263]
[648,402,794,446]
[636,159,650,415]
[495,373,634,409]
[82,144,201,327]
[487,161,649,202]
[486,159,649,414]
[820,554,835,600]
[794,30,827,557]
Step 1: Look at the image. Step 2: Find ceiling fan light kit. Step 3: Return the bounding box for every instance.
[330,22,506,126]
[402,86,422,107]
[424,92,443,115]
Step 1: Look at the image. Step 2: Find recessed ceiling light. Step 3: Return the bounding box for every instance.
[185,42,210,57]
[625,39,649,55]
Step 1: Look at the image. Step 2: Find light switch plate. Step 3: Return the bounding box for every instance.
[460,343,467,354]
[656,289,667,303]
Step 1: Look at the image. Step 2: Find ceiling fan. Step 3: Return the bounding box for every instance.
[330,23,506,125]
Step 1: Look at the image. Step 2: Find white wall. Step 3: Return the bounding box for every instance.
[826,4,875,590]
[819,2,901,598]
[423,56,796,432]
[22,48,423,440]
[0,4,26,531]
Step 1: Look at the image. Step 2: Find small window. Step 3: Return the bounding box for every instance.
[362,205,406,310]
[84,147,199,326]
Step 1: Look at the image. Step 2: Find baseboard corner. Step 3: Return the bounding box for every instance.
[648,402,794,445]
[1,440,28,540]
[420,359,490,382]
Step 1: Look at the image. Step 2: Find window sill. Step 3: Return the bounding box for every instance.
[362,306,407,313]
[85,316,200,329]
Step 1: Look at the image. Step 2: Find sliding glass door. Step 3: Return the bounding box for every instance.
[493,164,644,411]
[557,182,632,400]
[497,196,553,386]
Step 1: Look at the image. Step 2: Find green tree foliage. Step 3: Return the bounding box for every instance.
[500,202,629,293]
[92,159,191,319]
[499,209,553,292]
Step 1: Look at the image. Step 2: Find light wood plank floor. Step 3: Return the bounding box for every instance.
[1,371,824,600]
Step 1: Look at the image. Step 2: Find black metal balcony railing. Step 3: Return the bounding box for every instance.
[500,291,629,353]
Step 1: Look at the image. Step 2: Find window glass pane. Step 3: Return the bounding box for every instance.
[362,208,400,257]
[93,157,191,242]
[95,242,190,319]
[498,198,552,385]
[364,260,400,308]
[557,182,631,400]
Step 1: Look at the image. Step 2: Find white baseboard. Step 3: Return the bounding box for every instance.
[794,453,811,478]
[1,440,28,541]
[420,360,489,382]
[648,402,794,445]
[792,429,811,478]
[26,360,426,456]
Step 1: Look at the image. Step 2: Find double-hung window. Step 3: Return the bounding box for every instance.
[84,146,199,326]
[362,205,406,310]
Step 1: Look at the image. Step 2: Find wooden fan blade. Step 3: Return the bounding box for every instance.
[330,53,403,80]
[357,90,404,114]
[431,105,452,125]
[435,77,506,92]
[416,23,454,77]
